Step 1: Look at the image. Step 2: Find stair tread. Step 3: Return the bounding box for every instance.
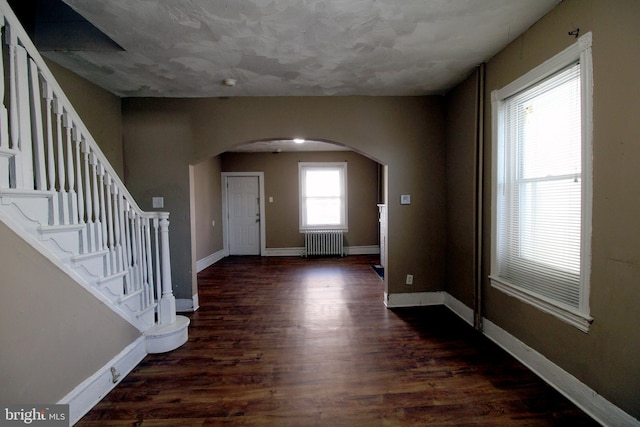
[40,223,85,233]
[97,270,128,284]
[0,188,54,198]
[72,249,109,262]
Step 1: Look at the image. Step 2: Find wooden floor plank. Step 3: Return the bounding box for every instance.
[77,255,598,426]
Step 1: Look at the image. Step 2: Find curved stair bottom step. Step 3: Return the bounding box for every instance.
[144,315,190,354]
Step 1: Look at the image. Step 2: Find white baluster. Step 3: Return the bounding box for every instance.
[63,114,77,224]
[73,130,84,223]
[6,26,18,152]
[81,141,93,251]
[134,212,144,291]
[90,151,101,250]
[112,186,123,273]
[53,99,68,223]
[158,212,176,325]
[141,217,150,307]
[105,173,115,275]
[42,82,55,189]
[8,30,34,189]
[123,200,133,294]
[144,218,154,307]
[130,211,141,291]
[28,59,46,190]
[73,129,87,252]
[0,15,9,148]
[41,81,58,225]
[97,163,108,257]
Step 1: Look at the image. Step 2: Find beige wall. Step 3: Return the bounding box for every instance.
[445,71,478,308]
[22,0,639,419]
[45,58,124,179]
[473,0,640,418]
[123,96,446,299]
[0,222,140,403]
[122,104,194,298]
[192,156,223,260]
[221,151,379,249]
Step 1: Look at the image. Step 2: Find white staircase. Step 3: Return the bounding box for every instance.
[0,1,188,353]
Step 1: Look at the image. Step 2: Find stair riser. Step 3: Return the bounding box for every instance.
[0,151,12,188]
[73,255,106,280]
[0,196,50,230]
[39,230,82,256]
[97,276,125,302]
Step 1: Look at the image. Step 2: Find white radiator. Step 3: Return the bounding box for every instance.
[303,230,345,257]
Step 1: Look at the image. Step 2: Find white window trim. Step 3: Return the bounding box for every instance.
[489,32,593,332]
[298,162,348,231]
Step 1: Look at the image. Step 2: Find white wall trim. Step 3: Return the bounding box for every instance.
[482,318,639,427]
[176,295,199,312]
[345,245,380,255]
[384,291,445,308]
[196,249,225,272]
[443,293,474,326]
[58,336,146,426]
[264,247,304,257]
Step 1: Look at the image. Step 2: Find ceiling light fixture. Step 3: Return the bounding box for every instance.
[222,78,237,87]
[293,138,305,144]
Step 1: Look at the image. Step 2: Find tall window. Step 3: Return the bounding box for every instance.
[490,33,593,332]
[299,162,348,230]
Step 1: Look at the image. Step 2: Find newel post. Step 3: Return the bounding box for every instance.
[158,212,176,325]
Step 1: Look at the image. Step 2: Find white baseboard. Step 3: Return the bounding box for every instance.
[58,336,146,426]
[482,319,639,427]
[196,249,225,272]
[444,293,474,326]
[264,247,303,257]
[384,291,445,308]
[345,245,380,255]
[176,295,198,312]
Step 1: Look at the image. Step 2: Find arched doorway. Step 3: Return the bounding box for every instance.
[189,138,388,309]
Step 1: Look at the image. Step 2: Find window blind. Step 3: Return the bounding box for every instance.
[497,63,582,309]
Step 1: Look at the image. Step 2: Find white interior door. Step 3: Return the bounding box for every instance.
[227,176,260,255]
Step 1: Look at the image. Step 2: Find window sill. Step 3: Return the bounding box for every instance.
[489,275,593,333]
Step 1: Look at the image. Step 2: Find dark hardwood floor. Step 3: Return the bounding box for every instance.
[78,255,598,426]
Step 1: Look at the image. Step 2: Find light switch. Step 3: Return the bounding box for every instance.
[269,196,274,203]
[400,194,411,205]
[152,197,164,208]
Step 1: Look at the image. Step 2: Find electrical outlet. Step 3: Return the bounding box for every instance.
[152,197,164,208]
[406,274,413,285]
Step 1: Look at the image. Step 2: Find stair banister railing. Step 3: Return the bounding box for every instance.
[0,0,178,330]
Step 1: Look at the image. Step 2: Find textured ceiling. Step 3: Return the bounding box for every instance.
[44,0,560,98]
